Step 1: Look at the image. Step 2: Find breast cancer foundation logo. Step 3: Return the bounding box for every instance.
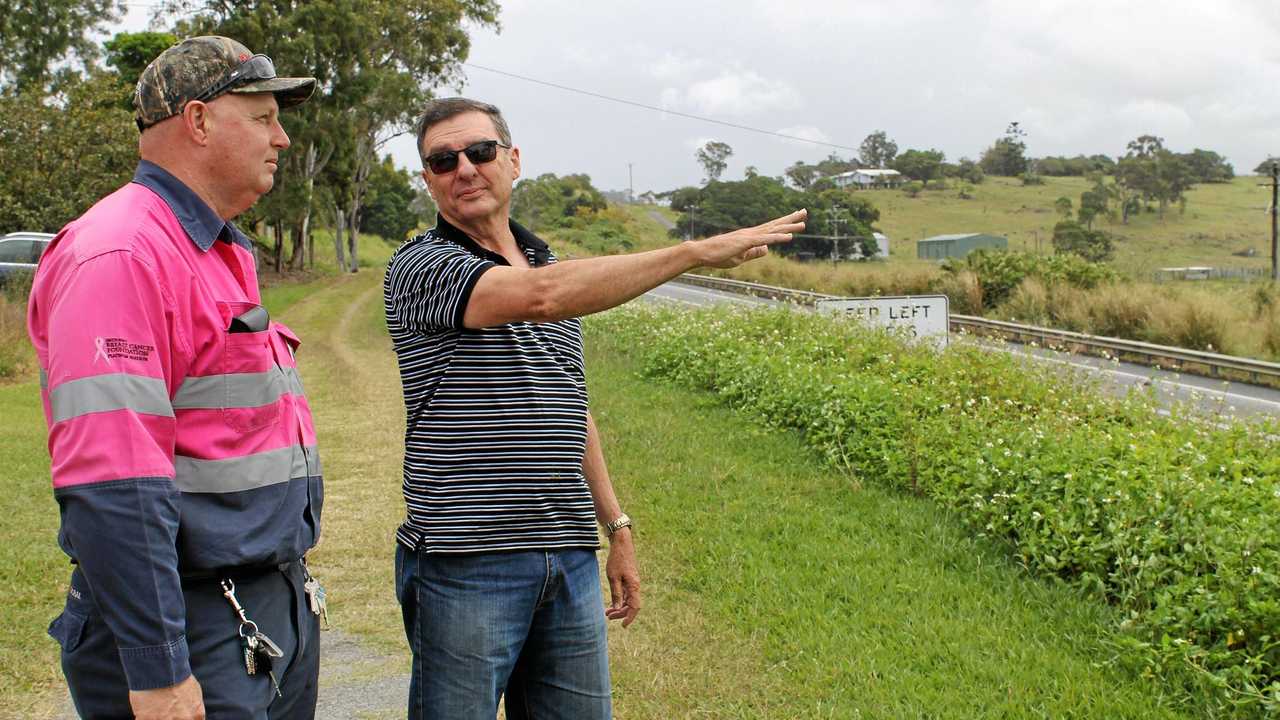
[94,337,155,364]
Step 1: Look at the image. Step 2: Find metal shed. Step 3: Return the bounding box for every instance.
[916,233,1007,260]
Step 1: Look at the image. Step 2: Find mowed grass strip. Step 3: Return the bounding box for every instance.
[0,379,66,720]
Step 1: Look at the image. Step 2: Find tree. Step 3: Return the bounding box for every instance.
[0,0,122,90]
[858,130,898,168]
[1077,174,1109,229]
[1115,135,1193,217]
[804,189,880,260]
[784,161,820,189]
[1254,157,1280,175]
[102,31,176,109]
[176,0,500,272]
[511,173,607,231]
[361,155,420,242]
[813,152,856,177]
[891,148,945,183]
[695,140,733,183]
[104,31,176,88]
[0,71,136,232]
[1052,220,1113,262]
[1054,196,1073,220]
[949,157,984,184]
[1180,148,1233,183]
[979,122,1029,176]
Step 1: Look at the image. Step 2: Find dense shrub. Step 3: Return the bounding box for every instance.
[593,304,1280,717]
[944,249,1117,309]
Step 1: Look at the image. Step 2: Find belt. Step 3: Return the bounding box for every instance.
[180,560,298,584]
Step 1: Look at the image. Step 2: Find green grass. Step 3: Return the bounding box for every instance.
[860,175,1271,276]
[586,317,1194,719]
[0,266,1222,718]
[0,380,67,720]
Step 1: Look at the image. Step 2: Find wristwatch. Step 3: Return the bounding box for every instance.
[604,513,632,537]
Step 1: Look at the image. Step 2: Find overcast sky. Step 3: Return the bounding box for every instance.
[120,0,1280,194]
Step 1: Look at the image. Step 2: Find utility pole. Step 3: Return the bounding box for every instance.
[1261,163,1279,281]
[687,204,699,241]
[827,206,845,264]
[628,163,634,204]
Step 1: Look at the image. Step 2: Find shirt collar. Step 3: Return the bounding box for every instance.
[131,160,252,253]
[432,213,552,267]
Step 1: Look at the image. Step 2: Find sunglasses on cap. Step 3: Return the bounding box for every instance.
[192,54,278,105]
[423,140,511,174]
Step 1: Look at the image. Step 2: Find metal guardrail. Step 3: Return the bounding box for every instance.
[674,273,1280,387]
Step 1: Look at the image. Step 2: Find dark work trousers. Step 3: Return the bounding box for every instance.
[49,562,320,720]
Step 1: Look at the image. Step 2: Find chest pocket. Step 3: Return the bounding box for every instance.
[218,301,284,433]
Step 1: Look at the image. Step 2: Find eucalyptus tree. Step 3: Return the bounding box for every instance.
[167,0,500,271]
[0,0,122,90]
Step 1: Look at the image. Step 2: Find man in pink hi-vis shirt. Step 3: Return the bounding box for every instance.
[28,37,324,720]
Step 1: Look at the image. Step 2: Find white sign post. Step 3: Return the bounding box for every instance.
[815,294,950,348]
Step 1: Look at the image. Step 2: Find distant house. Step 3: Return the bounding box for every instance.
[917,233,1007,260]
[831,169,903,189]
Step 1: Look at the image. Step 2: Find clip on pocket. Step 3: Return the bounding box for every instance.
[229,305,270,333]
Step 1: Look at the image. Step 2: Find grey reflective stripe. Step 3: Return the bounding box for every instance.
[39,368,48,390]
[173,444,321,493]
[173,367,304,409]
[49,373,173,423]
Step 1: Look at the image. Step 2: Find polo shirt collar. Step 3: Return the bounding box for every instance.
[132,160,253,253]
[433,214,552,267]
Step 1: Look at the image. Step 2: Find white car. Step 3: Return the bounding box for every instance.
[0,232,53,286]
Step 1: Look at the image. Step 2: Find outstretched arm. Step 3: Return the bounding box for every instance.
[463,209,806,328]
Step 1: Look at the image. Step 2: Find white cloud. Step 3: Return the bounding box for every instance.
[666,70,802,117]
[775,125,831,146]
[646,51,707,81]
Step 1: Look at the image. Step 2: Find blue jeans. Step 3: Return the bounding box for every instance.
[395,545,612,720]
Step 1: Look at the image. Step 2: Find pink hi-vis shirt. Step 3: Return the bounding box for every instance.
[27,161,322,691]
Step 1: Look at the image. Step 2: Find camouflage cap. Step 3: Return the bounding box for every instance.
[135,36,316,131]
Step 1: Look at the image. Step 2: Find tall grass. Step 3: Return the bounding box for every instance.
[0,272,34,381]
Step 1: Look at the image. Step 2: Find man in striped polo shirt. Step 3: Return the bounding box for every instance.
[384,96,805,719]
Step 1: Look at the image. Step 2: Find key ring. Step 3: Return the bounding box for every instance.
[238,620,259,639]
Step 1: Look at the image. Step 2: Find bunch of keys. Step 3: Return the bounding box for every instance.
[304,573,329,629]
[221,580,284,698]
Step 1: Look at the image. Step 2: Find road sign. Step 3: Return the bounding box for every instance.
[815,294,950,347]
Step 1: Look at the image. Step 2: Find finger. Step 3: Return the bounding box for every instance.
[622,577,642,627]
[759,209,808,230]
[753,233,794,246]
[608,572,624,613]
[767,220,807,234]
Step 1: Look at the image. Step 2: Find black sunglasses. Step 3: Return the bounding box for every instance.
[423,140,511,174]
[192,54,278,105]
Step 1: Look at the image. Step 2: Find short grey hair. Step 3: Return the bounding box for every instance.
[415,97,512,165]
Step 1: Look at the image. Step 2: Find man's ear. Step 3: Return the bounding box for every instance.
[510,145,521,181]
[182,100,212,146]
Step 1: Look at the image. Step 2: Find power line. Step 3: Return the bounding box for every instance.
[461,62,859,154]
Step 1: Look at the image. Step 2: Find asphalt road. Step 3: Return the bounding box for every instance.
[643,280,1280,422]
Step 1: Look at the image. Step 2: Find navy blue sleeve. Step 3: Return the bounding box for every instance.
[55,478,190,690]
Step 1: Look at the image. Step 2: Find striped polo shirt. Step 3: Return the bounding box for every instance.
[383,216,598,554]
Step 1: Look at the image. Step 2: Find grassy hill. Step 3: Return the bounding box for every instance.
[862,175,1272,277]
